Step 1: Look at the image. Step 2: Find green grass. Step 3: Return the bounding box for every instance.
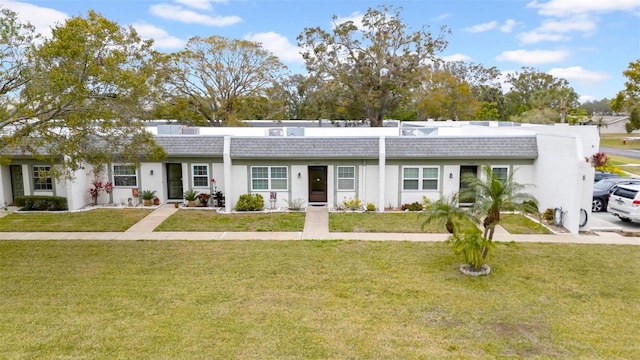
[155,210,306,231]
[330,212,445,232]
[500,213,551,234]
[0,208,153,232]
[600,133,640,150]
[0,240,638,358]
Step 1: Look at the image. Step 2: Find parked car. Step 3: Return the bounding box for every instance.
[594,170,621,183]
[607,184,640,222]
[592,177,640,212]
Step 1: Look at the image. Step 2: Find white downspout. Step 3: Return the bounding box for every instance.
[379,136,386,213]
[223,136,232,213]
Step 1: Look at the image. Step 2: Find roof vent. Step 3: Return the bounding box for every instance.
[268,128,284,136]
[286,128,304,136]
[401,128,417,136]
[180,127,199,135]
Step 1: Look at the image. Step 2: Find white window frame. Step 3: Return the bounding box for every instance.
[33,165,53,191]
[337,166,356,191]
[491,166,509,182]
[192,164,209,188]
[402,166,439,191]
[112,164,138,187]
[251,166,288,191]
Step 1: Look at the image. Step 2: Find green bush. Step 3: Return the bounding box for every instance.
[235,193,264,211]
[366,203,376,212]
[14,196,68,211]
[543,208,554,221]
[401,202,423,211]
[341,198,362,210]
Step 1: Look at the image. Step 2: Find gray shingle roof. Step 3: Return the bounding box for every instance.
[386,136,538,159]
[230,137,379,159]
[154,136,224,156]
[154,135,538,160]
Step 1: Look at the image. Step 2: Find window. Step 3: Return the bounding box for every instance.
[113,165,137,187]
[192,164,209,187]
[337,166,355,190]
[403,166,439,191]
[33,165,52,191]
[251,166,288,191]
[492,167,508,182]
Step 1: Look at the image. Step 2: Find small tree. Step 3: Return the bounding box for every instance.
[420,193,471,234]
[462,167,538,247]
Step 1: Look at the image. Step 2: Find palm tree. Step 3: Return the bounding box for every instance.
[460,167,538,257]
[420,193,472,234]
[595,117,608,135]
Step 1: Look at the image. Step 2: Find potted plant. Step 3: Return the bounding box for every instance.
[196,193,211,207]
[140,190,156,206]
[183,189,199,207]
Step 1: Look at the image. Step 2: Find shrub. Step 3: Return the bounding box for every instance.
[401,202,423,211]
[285,198,305,210]
[235,193,264,211]
[14,196,68,211]
[366,203,376,212]
[543,208,554,221]
[341,198,362,211]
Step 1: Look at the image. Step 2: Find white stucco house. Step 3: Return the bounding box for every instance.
[0,120,599,234]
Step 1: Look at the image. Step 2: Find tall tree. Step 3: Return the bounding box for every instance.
[298,5,449,127]
[505,67,578,123]
[611,59,640,113]
[158,36,286,127]
[0,10,165,177]
[417,67,480,120]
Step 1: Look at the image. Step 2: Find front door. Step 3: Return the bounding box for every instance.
[308,166,327,203]
[10,165,24,201]
[459,166,478,205]
[166,163,183,200]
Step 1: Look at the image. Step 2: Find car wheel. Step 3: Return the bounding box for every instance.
[592,198,604,212]
[621,217,632,223]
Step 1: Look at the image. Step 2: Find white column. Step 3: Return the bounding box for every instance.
[378,136,386,213]
[223,136,232,213]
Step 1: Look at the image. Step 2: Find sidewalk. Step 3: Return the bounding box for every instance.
[0,204,638,245]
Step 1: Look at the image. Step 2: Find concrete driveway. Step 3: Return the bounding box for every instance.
[589,210,640,232]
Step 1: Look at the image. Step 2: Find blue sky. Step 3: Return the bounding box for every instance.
[1,0,639,102]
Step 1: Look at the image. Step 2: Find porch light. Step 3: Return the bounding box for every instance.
[449,173,453,179]
[298,172,301,179]
[150,170,154,176]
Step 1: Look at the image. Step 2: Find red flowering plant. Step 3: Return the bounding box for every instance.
[89,178,114,206]
[591,152,609,169]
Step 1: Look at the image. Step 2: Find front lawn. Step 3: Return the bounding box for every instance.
[0,208,153,232]
[330,212,444,232]
[500,213,551,234]
[155,210,306,231]
[0,241,638,358]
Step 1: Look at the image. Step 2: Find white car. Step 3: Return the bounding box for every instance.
[607,184,640,222]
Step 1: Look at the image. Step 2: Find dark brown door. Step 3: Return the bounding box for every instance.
[308,166,327,203]
[10,165,24,200]
[166,163,183,200]
[459,166,478,205]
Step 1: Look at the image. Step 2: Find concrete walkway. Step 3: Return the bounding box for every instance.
[0,204,639,245]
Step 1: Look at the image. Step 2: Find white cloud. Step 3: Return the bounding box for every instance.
[464,20,497,33]
[131,23,186,49]
[442,53,472,62]
[499,19,517,33]
[245,32,303,63]
[334,11,364,29]
[548,66,610,85]
[517,31,568,44]
[150,3,241,26]
[431,13,451,22]
[495,49,571,65]
[174,0,228,10]
[517,15,597,44]
[527,0,640,17]
[0,0,68,37]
